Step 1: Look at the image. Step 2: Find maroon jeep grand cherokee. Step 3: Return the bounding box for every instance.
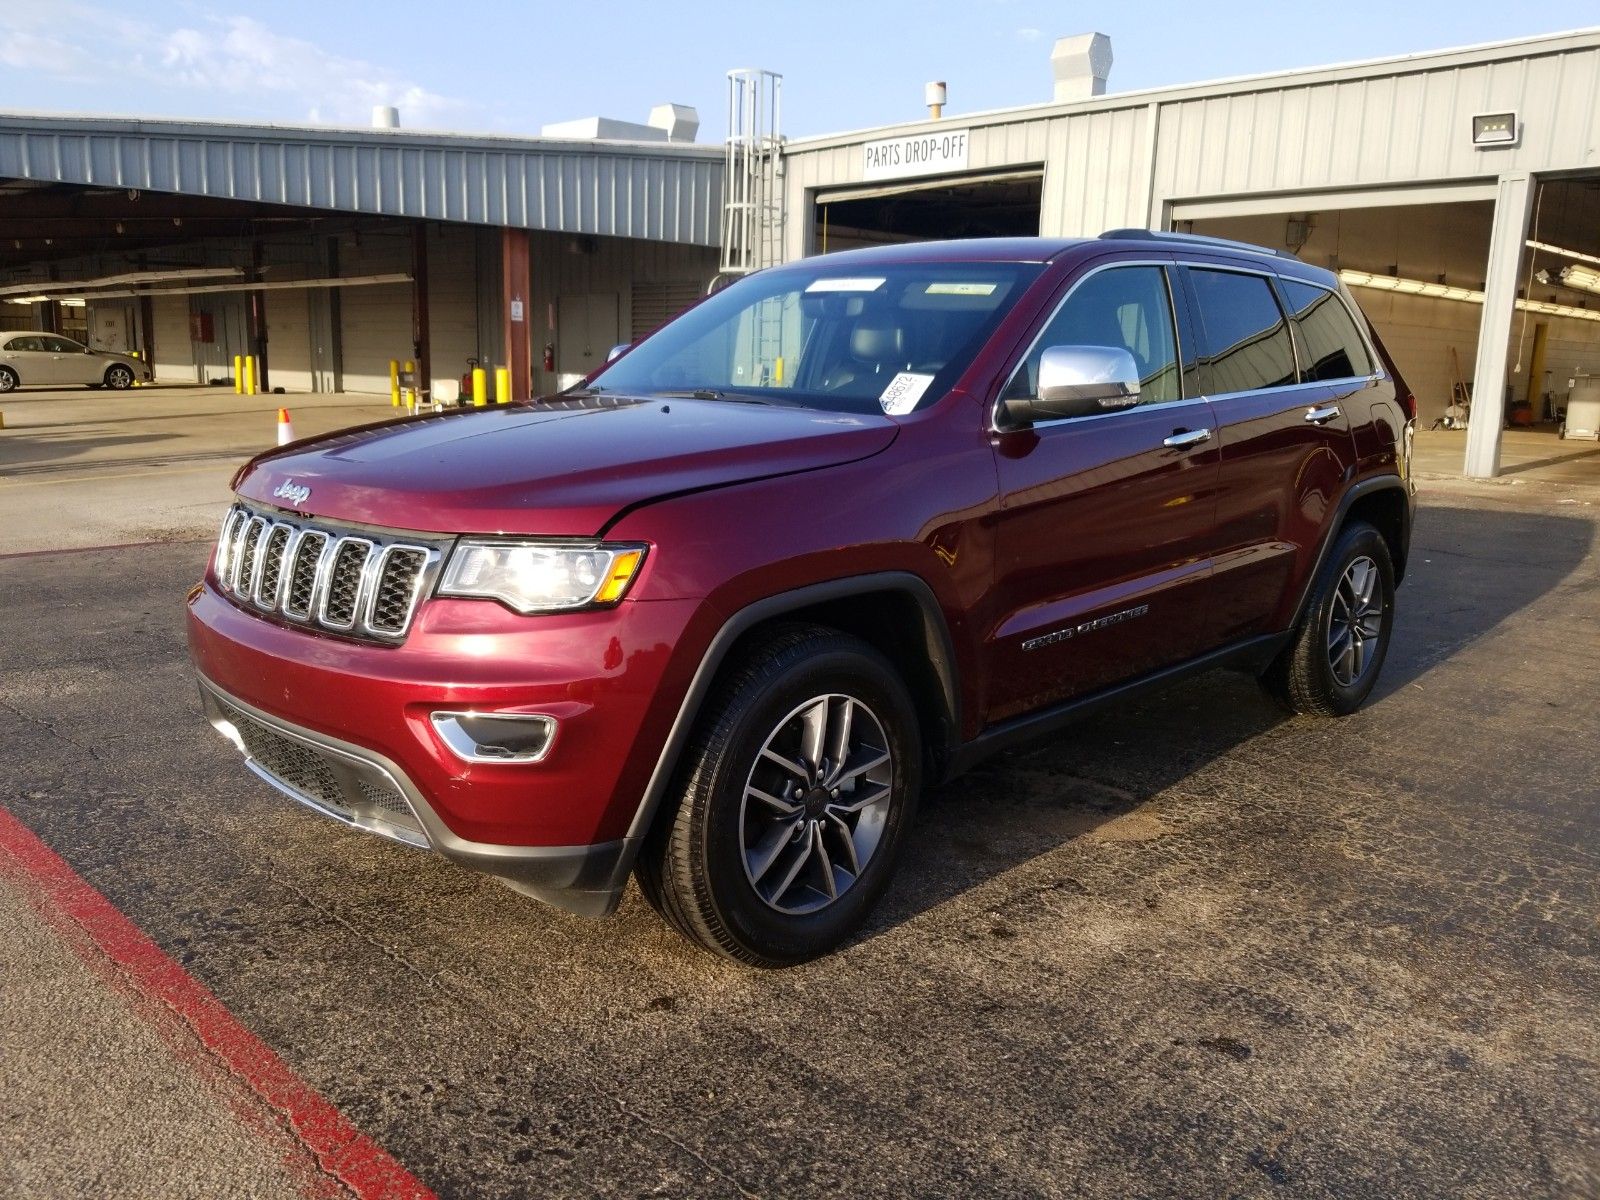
[189,232,1414,966]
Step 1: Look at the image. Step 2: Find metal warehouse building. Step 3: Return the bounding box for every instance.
[0,113,721,403]
[2,27,1598,479]
[770,28,1600,478]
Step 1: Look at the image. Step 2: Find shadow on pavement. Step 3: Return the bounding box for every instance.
[862,501,1594,940]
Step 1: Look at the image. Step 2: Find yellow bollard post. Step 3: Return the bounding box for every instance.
[471,367,488,408]
[130,350,142,387]
[494,366,510,405]
[389,359,401,407]
[234,355,244,394]
[243,356,256,396]
[403,360,415,412]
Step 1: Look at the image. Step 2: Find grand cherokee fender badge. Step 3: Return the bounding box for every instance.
[1022,604,1150,652]
[273,479,311,506]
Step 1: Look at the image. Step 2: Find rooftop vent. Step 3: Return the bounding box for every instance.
[372,105,400,129]
[1051,33,1112,102]
[541,105,699,143]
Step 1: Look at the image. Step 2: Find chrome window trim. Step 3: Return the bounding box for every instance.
[990,257,1189,435]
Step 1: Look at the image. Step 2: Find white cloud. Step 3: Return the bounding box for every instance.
[1016,27,1044,43]
[0,4,473,128]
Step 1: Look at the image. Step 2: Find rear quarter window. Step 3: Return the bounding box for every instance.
[1280,279,1373,382]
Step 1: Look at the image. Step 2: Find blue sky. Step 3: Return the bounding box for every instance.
[1,2,1596,139]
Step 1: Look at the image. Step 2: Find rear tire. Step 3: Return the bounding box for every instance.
[1262,521,1395,717]
[0,366,16,392]
[104,365,134,390]
[637,624,921,967]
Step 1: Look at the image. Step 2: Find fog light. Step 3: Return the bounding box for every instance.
[431,712,556,763]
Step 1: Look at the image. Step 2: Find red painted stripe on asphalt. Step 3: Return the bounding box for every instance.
[0,805,436,1200]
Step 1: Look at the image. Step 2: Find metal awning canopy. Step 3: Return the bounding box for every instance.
[0,113,724,246]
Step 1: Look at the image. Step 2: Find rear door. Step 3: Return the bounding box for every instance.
[1180,263,1363,643]
[985,257,1222,723]
[2,335,60,386]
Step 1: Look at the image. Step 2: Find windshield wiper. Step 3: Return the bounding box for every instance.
[653,388,793,406]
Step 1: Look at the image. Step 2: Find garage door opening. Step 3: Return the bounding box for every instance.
[815,171,1043,254]
[1180,180,1600,477]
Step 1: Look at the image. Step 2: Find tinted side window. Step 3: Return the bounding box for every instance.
[1281,280,1372,381]
[1003,265,1181,407]
[1188,269,1297,394]
[9,336,43,352]
[44,336,83,353]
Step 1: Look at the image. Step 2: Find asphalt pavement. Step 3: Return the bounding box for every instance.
[1,477,1597,1198]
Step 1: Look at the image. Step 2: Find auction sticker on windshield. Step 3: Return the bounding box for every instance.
[879,372,936,414]
[804,277,886,293]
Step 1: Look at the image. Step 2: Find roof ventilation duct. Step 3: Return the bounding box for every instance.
[1051,33,1112,102]
[648,103,700,143]
[372,105,400,129]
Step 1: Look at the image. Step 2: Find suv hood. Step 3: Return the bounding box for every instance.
[235,396,900,536]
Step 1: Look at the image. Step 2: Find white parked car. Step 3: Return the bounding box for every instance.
[0,332,152,391]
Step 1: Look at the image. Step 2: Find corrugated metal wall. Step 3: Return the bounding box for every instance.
[781,35,1600,254]
[0,118,723,246]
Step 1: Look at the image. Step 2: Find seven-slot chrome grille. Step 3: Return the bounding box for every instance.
[214,503,444,643]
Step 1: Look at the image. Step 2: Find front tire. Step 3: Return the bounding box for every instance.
[1262,521,1395,717]
[104,365,134,390]
[637,625,922,967]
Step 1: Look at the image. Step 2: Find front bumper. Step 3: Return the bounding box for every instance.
[199,675,635,916]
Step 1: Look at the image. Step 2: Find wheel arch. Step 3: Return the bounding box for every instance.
[623,573,960,851]
[1288,475,1411,631]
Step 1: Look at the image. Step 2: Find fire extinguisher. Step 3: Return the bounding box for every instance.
[542,343,555,373]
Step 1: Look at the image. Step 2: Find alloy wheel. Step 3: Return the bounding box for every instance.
[739,693,893,915]
[1327,555,1384,687]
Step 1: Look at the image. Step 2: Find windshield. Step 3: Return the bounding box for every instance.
[583,260,1044,416]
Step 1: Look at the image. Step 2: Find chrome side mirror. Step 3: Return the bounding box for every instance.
[606,343,630,363]
[1004,345,1141,427]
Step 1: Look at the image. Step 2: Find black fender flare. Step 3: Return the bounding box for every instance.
[1288,474,1412,631]
[618,571,961,854]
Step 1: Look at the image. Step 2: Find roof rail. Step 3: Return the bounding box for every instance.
[1099,228,1295,259]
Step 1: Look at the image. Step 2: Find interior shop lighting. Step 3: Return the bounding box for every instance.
[1339,270,1600,323]
[1524,240,1600,269]
[1558,265,1600,296]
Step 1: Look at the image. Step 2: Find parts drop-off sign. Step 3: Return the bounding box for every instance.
[861,129,970,181]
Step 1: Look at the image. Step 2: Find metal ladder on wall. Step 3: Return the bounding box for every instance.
[719,69,786,382]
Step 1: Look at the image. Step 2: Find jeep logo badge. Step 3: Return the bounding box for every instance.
[272,479,311,506]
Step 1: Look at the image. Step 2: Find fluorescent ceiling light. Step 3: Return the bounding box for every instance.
[1340,269,1599,323]
[1338,270,1484,304]
[1525,239,1600,269]
[1559,265,1600,296]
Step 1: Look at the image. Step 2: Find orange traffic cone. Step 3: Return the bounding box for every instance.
[276,408,295,445]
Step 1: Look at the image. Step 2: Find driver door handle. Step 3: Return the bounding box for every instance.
[1162,428,1212,450]
[1305,404,1341,425]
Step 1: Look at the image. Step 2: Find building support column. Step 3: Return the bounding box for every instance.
[501,228,532,401]
[411,223,431,404]
[248,240,270,394]
[1464,172,1534,479]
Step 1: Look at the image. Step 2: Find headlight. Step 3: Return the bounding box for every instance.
[439,541,646,613]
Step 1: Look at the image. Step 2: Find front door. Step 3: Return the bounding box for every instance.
[985,261,1222,723]
[43,335,101,385]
